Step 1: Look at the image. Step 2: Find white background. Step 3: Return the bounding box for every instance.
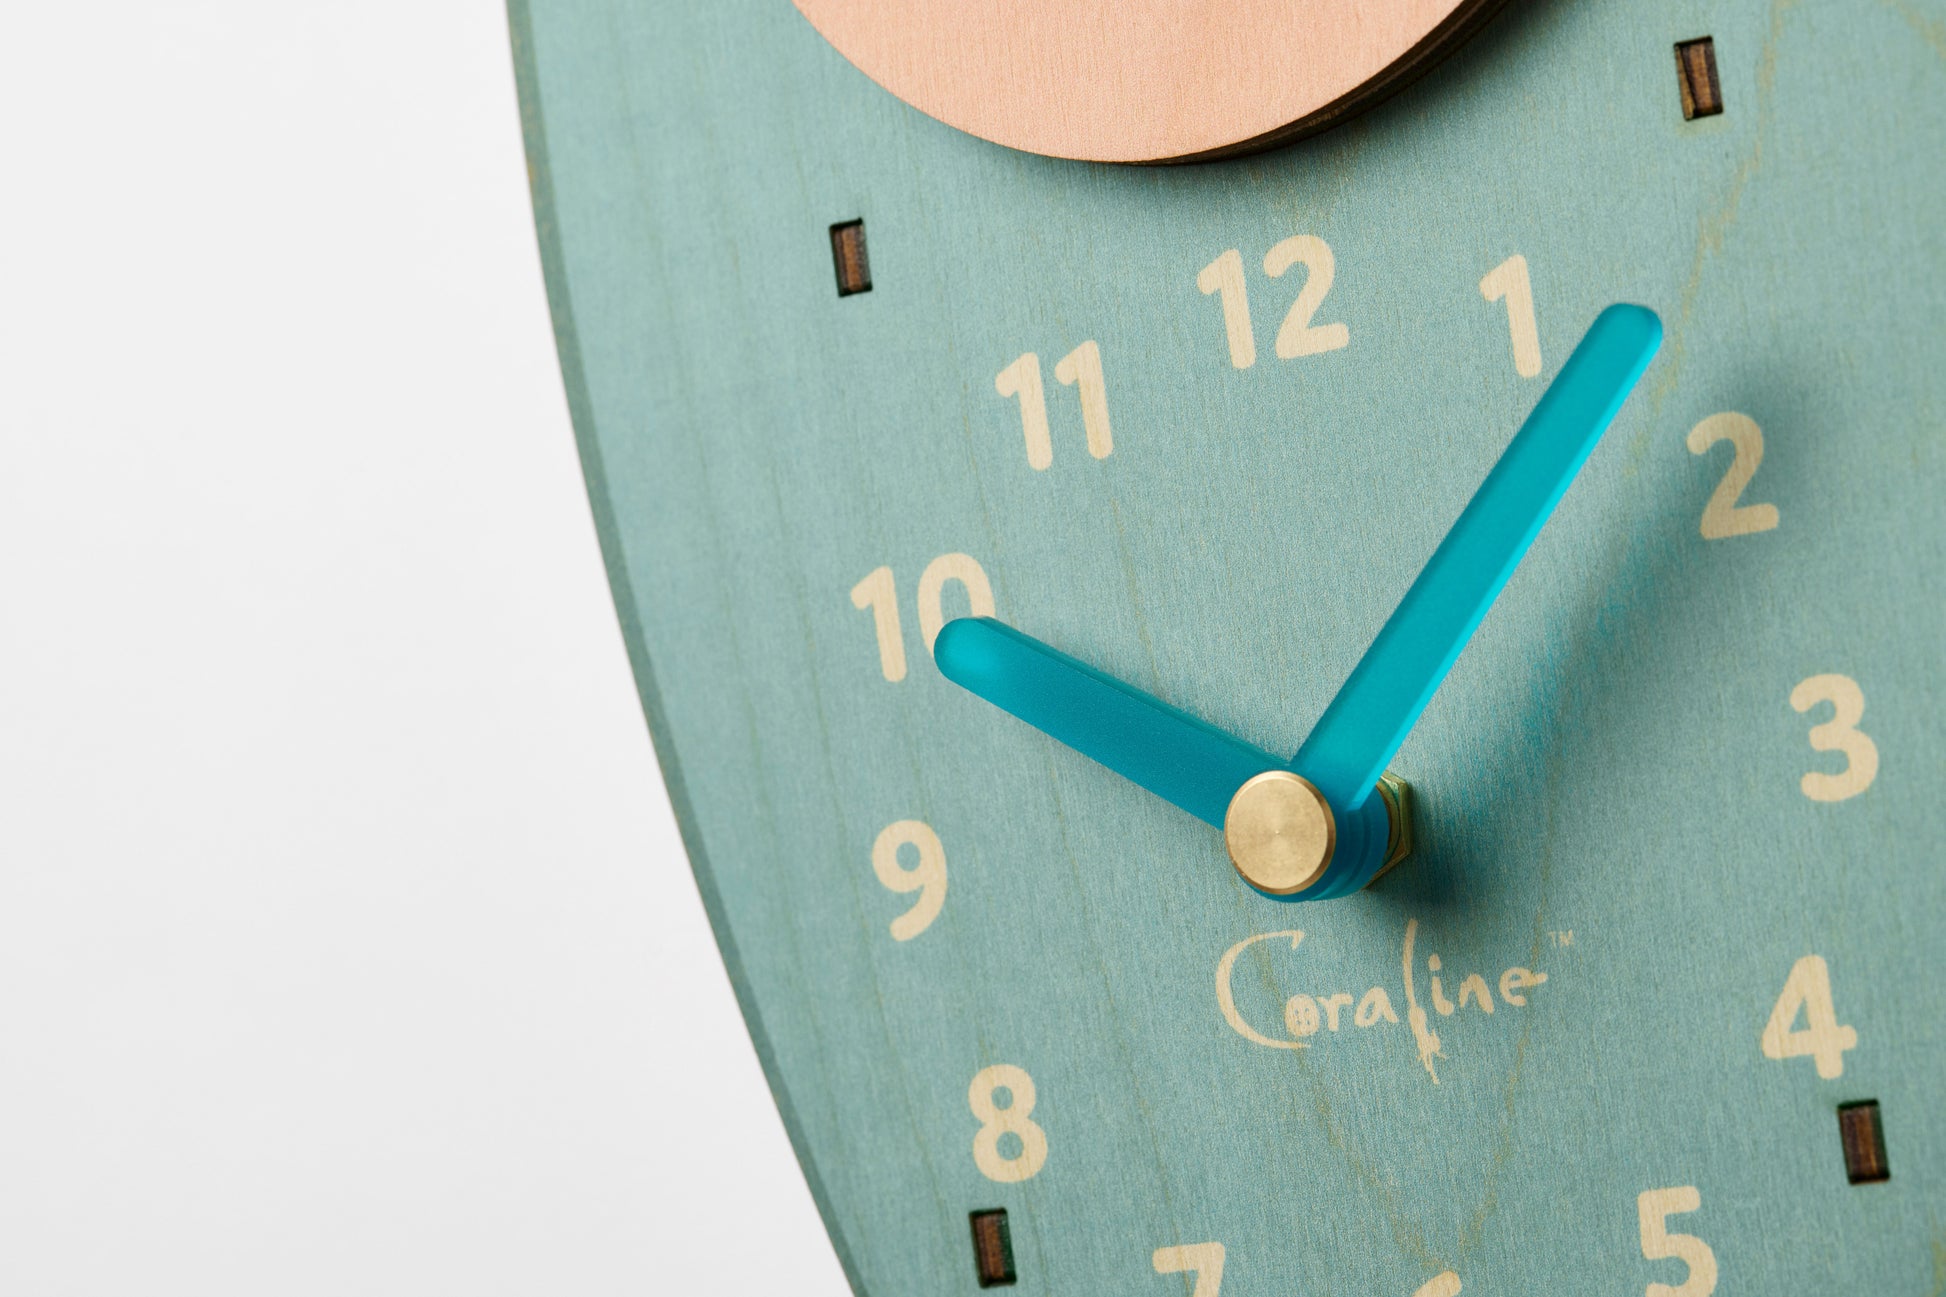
[0,5,848,1292]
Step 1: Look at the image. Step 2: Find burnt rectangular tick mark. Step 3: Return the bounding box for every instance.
[969,1208,1016,1286]
[1675,38,1723,119]
[830,219,871,296]
[1838,1100,1890,1184]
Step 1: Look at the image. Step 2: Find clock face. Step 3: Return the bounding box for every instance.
[511,4,1943,1294]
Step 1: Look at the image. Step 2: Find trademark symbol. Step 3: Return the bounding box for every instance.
[1549,930,1574,948]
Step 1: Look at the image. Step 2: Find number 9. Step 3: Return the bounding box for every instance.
[871,820,948,941]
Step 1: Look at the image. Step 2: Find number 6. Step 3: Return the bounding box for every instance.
[1637,1187,1717,1297]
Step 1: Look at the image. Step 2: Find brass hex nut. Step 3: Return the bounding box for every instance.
[1369,771,1415,884]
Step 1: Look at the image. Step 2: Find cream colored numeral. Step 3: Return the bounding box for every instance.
[1686,413,1780,538]
[1152,1243,1450,1297]
[849,565,906,682]
[995,353,1052,470]
[852,555,994,680]
[1637,1187,1717,1297]
[1790,673,1878,801]
[1153,1243,1225,1297]
[871,820,947,941]
[1053,341,1114,459]
[969,1064,1047,1183]
[1761,954,1857,1079]
[1197,248,1256,369]
[1479,254,1541,377]
[1264,235,1350,359]
[998,345,1112,469]
[917,553,995,652]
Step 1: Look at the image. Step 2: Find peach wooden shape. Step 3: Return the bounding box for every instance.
[792,0,1484,162]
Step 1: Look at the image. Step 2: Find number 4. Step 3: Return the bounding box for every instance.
[1760,954,1858,1078]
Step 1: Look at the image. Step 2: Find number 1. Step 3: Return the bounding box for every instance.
[1054,340,1113,459]
[1197,249,1255,369]
[849,566,905,682]
[1480,254,1542,377]
[996,353,1052,470]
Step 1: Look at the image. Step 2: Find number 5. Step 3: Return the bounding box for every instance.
[1637,1187,1717,1297]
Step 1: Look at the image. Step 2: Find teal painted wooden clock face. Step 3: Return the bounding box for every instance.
[510,3,1944,1293]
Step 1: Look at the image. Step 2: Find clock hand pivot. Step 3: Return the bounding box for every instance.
[1224,770,1335,894]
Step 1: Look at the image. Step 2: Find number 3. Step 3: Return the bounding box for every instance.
[1637,1187,1717,1297]
[1790,673,1879,801]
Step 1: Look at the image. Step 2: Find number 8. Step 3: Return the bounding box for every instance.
[968,1064,1048,1183]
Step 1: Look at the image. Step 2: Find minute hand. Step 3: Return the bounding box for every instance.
[1290,303,1662,813]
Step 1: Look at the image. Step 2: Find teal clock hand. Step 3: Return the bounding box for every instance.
[935,303,1661,898]
[933,616,1282,830]
[1289,302,1663,814]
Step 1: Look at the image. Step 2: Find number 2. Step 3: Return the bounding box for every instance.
[1686,413,1780,538]
[1264,235,1350,359]
[1637,1187,1717,1297]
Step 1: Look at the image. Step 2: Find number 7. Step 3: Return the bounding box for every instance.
[1153,1243,1224,1297]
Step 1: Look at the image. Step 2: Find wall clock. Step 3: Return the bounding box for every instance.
[509,2,1942,1293]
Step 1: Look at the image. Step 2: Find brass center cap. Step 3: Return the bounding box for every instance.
[1224,770,1336,895]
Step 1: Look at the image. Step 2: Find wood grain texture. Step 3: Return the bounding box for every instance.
[792,0,1509,161]
[510,0,1946,1292]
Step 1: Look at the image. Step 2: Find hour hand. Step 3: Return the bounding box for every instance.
[932,617,1278,831]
